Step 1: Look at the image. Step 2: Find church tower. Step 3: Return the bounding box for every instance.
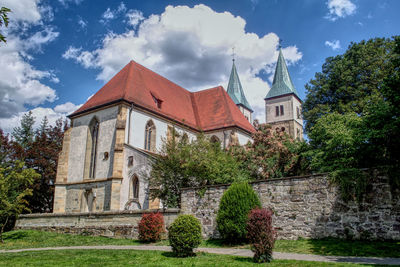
[265,48,303,139]
[227,59,253,123]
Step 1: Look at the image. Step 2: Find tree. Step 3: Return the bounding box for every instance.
[230,121,309,180]
[12,111,35,149]
[10,114,69,213]
[304,36,400,198]
[303,37,396,133]
[0,7,10,44]
[0,161,39,242]
[149,131,249,208]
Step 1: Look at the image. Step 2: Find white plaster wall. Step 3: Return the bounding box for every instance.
[120,145,153,210]
[67,106,118,182]
[126,108,197,152]
[237,130,252,145]
[128,109,168,152]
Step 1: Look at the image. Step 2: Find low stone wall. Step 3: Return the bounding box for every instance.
[181,173,400,240]
[15,209,180,239]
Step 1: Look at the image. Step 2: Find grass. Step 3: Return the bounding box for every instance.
[0,249,375,267]
[1,230,399,258]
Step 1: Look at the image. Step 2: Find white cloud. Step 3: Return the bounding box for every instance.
[54,102,82,114]
[63,4,302,122]
[2,0,42,24]
[78,17,87,28]
[0,103,80,134]
[325,40,341,50]
[325,0,356,21]
[58,0,83,7]
[0,0,59,122]
[100,2,127,23]
[126,10,144,27]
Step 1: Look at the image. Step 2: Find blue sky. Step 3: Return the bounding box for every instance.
[0,0,399,132]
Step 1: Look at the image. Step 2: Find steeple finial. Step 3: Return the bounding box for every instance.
[278,38,283,49]
[231,47,236,62]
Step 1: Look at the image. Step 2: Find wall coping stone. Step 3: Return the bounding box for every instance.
[19,209,180,218]
[181,173,330,191]
[55,177,123,186]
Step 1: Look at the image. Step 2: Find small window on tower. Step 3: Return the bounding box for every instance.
[297,107,301,119]
[275,106,279,117]
[280,105,284,116]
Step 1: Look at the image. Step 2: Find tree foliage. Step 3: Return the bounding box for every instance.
[230,121,309,180]
[304,36,400,198]
[303,37,396,132]
[0,6,10,44]
[0,161,39,242]
[8,113,69,213]
[149,131,249,208]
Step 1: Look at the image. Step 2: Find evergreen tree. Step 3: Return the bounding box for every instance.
[12,111,35,149]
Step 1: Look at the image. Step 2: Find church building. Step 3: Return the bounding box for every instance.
[53,49,302,214]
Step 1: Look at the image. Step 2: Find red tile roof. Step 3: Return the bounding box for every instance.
[71,60,255,134]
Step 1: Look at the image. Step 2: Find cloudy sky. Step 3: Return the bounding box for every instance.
[0,0,399,133]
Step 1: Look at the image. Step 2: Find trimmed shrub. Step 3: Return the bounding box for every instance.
[138,212,165,242]
[168,215,202,257]
[246,208,276,263]
[217,182,261,243]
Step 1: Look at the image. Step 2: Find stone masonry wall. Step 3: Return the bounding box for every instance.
[16,209,179,239]
[181,173,400,240]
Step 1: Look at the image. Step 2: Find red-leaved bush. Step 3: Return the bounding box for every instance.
[246,208,276,263]
[138,212,165,242]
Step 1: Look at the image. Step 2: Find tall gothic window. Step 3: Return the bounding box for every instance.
[144,120,156,152]
[88,118,99,178]
[130,175,139,199]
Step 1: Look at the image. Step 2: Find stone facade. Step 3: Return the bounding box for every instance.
[16,209,180,239]
[181,173,400,240]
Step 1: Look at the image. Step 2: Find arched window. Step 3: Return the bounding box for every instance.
[130,175,139,199]
[84,117,99,179]
[144,120,156,152]
[210,135,220,143]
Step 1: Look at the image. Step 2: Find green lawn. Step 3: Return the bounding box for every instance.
[0,249,373,267]
[1,230,399,258]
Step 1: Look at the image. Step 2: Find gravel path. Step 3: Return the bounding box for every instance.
[1,245,399,265]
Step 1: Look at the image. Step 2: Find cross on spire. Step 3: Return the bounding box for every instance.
[231,47,236,62]
[278,38,283,49]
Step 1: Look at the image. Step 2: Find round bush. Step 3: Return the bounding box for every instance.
[138,212,164,242]
[168,215,202,257]
[216,182,261,243]
[246,208,275,263]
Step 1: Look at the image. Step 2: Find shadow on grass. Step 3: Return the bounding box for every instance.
[306,238,400,258]
[3,231,28,241]
[161,251,198,258]
[203,239,249,248]
[233,256,254,263]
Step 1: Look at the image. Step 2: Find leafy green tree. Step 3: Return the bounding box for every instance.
[0,161,39,242]
[304,36,400,198]
[303,37,396,132]
[230,122,309,180]
[150,131,249,208]
[307,112,368,200]
[0,7,11,44]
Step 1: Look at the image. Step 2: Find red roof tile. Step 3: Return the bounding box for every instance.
[71,61,255,134]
